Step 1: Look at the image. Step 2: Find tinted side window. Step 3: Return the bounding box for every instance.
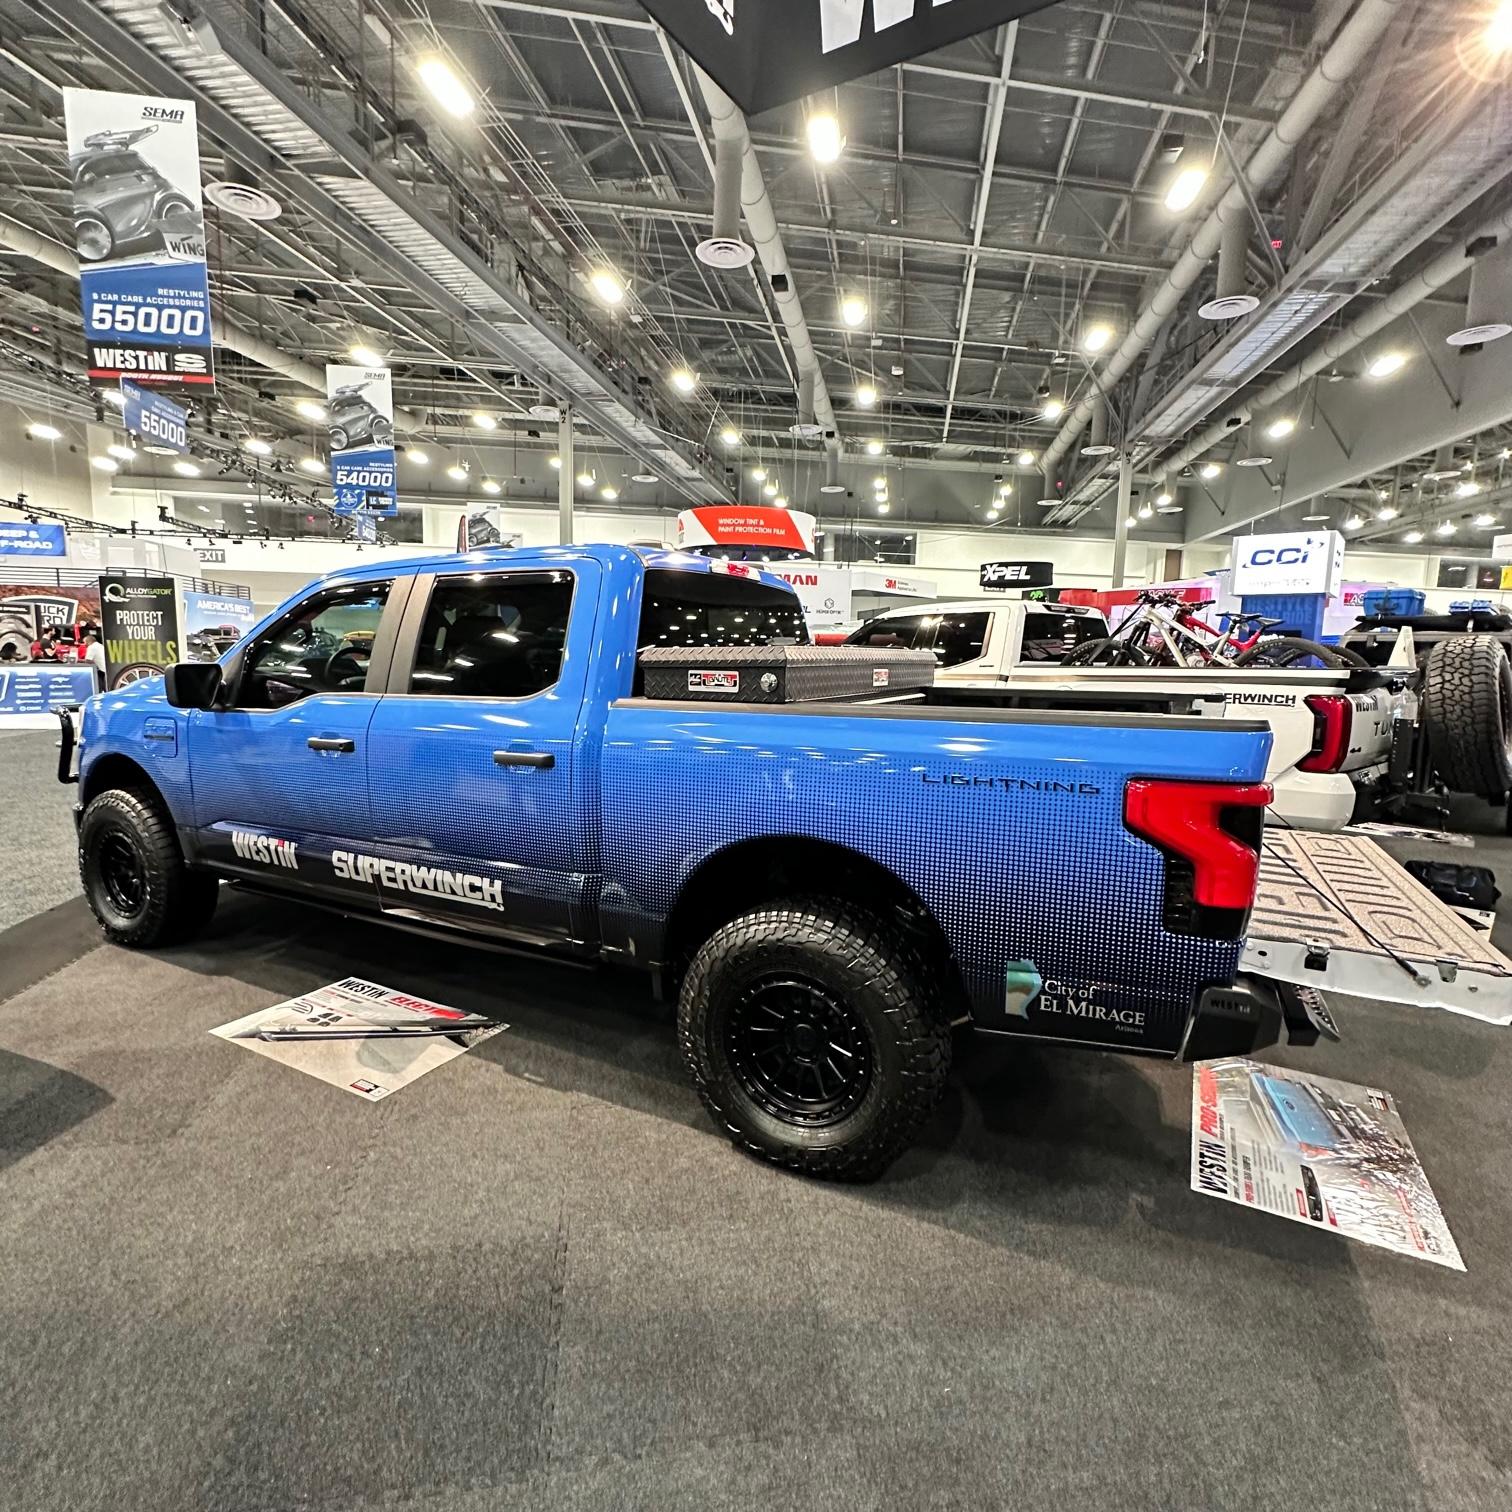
[636,569,809,651]
[1020,611,1107,663]
[236,581,391,709]
[846,615,931,651]
[932,613,989,667]
[408,571,573,698]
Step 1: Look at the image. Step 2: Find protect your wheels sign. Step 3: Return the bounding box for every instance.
[62,89,215,394]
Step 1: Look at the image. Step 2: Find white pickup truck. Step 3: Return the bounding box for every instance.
[846,599,1414,830]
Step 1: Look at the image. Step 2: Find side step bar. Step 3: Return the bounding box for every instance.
[1241,832,1512,1025]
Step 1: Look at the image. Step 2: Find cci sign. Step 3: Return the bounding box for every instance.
[1230,531,1345,598]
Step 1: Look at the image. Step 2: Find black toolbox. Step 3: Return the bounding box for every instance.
[637,645,936,704]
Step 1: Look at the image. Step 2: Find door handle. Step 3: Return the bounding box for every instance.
[493,749,554,769]
[307,736,356,753]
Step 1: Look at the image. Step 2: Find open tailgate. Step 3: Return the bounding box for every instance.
[1242,831,1512,1025]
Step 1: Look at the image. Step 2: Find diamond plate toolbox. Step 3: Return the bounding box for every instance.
[638,645,937,703]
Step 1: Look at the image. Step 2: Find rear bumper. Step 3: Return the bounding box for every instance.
[1177,974,1336,1061]
[1268,769,1356,831]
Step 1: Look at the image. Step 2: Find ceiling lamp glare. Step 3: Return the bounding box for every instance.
[1456,480,1482,498]
[1137,504,1154,520]
[349,344,384,367]
[876,501,890,514]
[1366,351,1407,379]
[856,383,878,409]
[751,466,767,482]
[471,412,497,430]
[720,428,741,448]
[1404,529,1425,544]
[448,462,470,481]
[841,295,868,328]
[1041,397,1065,420]
[242,438,272,456]
[1082,324,1114,353]
[865,438,884,456]
[576,469,595,488]
[773,494,788,508]
[297,457,323,475]
[1155,491,1174,507]
[90,456,118,473]
[295,399,326,422]
[601,486,619,501]
[1199,462,1222,480]
[481,478,502,495]
[417,55,474,118]
[407,448,428,465]
[1376,505,1399,521]
[1265,416,1296,440]
[807,112,845,165]
[1486,0,1512,52]
[1016,449,1035,467]
[762,482,778,498]
[1344,515,1364,530]
[27,422,62,441]
[1435,521,1457,537]
[1475,513,1500,528]
[174,460,204,477]
[589,268,627,306]
[1164,164,1208,214]
[548,455,562,470]
[669,367,698,395]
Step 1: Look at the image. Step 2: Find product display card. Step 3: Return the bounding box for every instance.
[211,976,506,1102]
[1191,1058,1463,1270]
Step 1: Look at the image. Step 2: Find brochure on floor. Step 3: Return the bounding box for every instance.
[211,976,507,1101]
[1191,1058,1463,1271]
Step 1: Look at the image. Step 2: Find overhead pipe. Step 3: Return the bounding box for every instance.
[1158,204,1512,479]
[0,211,423,431]
[1040,0,1404,476]
[694,66,841,456]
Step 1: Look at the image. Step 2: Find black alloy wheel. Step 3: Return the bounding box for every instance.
[724,975,874,1127]
[97,830,147,919]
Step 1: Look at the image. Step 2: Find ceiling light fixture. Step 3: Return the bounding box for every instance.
[601,486,619,500]
[1265,416,1296,440]
[1163,163,1208,213]
[1403,529,1424,544]
[1456,480,1482,497]
[632,473,658,484]
[90,456,118,473]
[448,463,470,481]
[876,501,890,514]
[350,344,384,367]
[1082,324,1113,353]
[841,295,868,328]
[297,457,323,475]
[242,438,272,456]
[1235,454,1273,468]
[106,443,135,461]
[669,367,697,395]
[576,469,594,488]
[1137,504,1154,520]
[27,422,62,441]
[865,438,884,456]
[407,448,428,465]
[856,383,878,409]
[1344,515,1364,530]
[1366,351,1407,379]
[1435,521,1457,537]
[1199,462,1222,480]
[1487,0,1512,52]
[417,55,474,117]
[773,494,788,508]
[548,455,561,470]
[589,267,627,306]
[1156,491,1173,507]
[481,478,501,495]
[1376,505,1398,521]
[174,460,203,477]
[1475,513,1500,528]
[472,413,497,430]
[762,482,778,498]
[720,427,741,447]
[1041,397,1064,420]
[102,390,125,409]
[807,112,845,165]
[751,467,767,482]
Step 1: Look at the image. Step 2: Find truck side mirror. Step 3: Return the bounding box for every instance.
[164,661,223,710]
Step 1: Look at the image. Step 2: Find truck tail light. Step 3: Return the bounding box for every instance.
[1124,778,1272,938]
[1299,693,1352,773]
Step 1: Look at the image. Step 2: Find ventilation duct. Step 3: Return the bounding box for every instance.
[790,371,823,438]
[1423,444,1460,482]
[819,451,846,493]
[696,134,754,269]
[1447,238,1512,347]
[1080,393,1114,457]
[1199,213,1260,321]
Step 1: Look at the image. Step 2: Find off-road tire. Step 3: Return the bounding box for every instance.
[1422,634,1512,799]
[1064,636,1150,667]
[79,788,219,947]
[678,899,950,1179]
[1236,637,1367,669]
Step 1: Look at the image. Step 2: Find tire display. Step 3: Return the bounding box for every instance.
[79,788,220,947]
[1421,634,1512,799]
[677,898,950,1179]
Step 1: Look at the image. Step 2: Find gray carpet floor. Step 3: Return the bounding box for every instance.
[2,729,1511,1510]
[0,730,83,930]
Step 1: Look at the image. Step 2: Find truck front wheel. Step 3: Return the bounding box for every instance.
[678,900,950,1179]
[79,789,219,948]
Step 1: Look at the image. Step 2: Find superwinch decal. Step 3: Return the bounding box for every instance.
[231,830,299,870]
[332,850,506,912]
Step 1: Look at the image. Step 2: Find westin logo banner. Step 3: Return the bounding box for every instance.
[647,0,1057,116]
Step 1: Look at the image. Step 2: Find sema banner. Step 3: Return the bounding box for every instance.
[62,89,214,394]
[677,506,817,555]
[99,574,179,689]
[182,589,257,662]
[326,365,397,518]
[122,378,188,453]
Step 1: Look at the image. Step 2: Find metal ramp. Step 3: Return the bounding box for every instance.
[1241,832,1512,1025]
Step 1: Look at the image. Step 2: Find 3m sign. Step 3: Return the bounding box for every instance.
[644,0,1057,115]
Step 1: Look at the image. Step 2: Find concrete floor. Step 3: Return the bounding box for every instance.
[2,731,1511,1510]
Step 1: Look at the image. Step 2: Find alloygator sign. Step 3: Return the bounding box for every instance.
[642,0,1059,116]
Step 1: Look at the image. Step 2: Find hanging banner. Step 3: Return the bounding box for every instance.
[62,89,214,394]
[99,574,179,689]
[980,560,1054,590]
[182,589,257,662]
[0,522,67,559]
[1231,531,1345,597]
[641,0,1055,116]
[121,378,188,454]
[326,365,398,519]
[677,506,817,556]
[457,510,523,551]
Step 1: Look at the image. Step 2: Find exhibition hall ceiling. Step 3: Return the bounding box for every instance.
[0,0,1510,547]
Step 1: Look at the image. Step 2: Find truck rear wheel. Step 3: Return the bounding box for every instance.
[79,789,219,948]
[1422,634,1512,799]
[678,900,950,1179]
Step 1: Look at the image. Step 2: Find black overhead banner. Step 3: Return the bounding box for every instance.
[642,0,1057,117]
[980,560,1055,590]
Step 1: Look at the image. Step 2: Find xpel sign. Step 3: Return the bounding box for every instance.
[1230,530,1345,598]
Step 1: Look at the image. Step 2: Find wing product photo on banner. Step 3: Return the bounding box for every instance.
[326,364,398,519]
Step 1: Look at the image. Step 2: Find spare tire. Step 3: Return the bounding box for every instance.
[1422,634,1512,798]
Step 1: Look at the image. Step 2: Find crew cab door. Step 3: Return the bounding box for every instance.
[364,562,593,947]
[188,576,401,903]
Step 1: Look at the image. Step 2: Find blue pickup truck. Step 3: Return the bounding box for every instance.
[62,545,1303,1176]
